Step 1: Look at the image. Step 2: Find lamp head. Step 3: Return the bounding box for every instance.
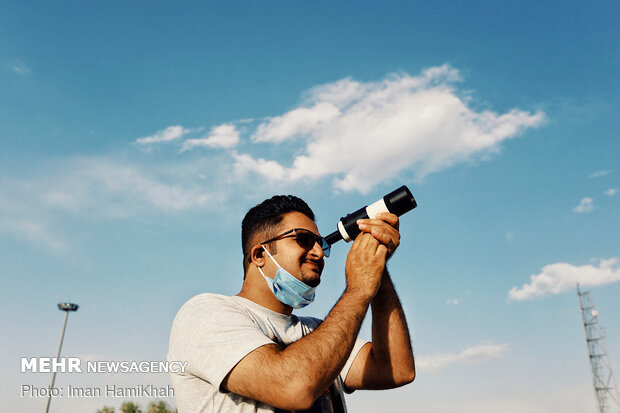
[57,302,79,312]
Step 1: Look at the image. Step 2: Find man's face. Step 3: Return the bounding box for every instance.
[263,211,325,288]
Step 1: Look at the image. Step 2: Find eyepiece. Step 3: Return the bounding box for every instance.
[325,230,343,245]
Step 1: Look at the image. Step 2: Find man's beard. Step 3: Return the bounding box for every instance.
[300,265,322,287]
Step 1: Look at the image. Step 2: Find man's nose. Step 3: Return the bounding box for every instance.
[309,240,324,259]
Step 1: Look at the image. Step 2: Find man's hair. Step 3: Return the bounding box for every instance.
[241,195,315,274]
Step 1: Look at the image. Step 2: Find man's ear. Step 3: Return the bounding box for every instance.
[250,245,265,267]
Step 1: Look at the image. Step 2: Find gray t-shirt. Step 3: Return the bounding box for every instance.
[168,293,367,413]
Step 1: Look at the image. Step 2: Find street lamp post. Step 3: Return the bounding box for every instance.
[44,302,79,413]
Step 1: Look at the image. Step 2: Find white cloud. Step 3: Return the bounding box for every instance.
[508,257,620,301]
[40,158,214,215]
[5,157,216,219]
[233,65,545,192]
[416,344,508,373]
[181,123,240,151]
[589,169,611,178]
[605,188,618,196]
[505,231,514,242]
[445,298,461,305]
[8,58,30,74]
[0,157,222,252]
[347,384,594,413]
[0,218,66,252]
[573,197,594,213]
[135,125,190,145]
[253,102,341,143]
[0,180,68,253]
[232,152,287,181]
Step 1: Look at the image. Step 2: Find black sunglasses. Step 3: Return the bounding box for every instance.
[261,228,330,258]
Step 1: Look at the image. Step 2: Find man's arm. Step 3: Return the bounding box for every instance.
[222,233,387,410]
[344,269,415,390]
[344,212,415,390]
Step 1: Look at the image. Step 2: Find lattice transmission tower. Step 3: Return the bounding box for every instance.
[577,284,620,413]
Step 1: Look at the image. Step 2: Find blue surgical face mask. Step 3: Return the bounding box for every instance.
[257,246,316,309]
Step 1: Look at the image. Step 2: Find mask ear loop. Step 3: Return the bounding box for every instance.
[260,245,282,267]
[257,245,282,279]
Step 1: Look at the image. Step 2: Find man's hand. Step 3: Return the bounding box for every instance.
[345,232,387,300]
[344,212,400,300]
[356,212,401,257]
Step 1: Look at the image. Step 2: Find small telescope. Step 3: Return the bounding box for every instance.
[324,185,417,245]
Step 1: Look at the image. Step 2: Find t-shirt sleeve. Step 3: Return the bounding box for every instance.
[340,338,368,385]
[168,294,275,391]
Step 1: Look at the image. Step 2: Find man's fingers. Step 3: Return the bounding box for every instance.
[356,220,400,250]
[353,232,380,253]
[357,220,398,234]
[352,231,368,250]
[357,213,399,234]
[370,226,399,245]
[376,244,388,259]
[377,212,399,228]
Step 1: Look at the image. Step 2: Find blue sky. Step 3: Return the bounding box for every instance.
[2,1,619,412]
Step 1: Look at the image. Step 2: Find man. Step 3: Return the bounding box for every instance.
[168,195,415,412]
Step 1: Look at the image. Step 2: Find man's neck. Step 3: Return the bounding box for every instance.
[237,270,293,315]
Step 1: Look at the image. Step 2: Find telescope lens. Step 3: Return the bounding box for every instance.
[384,185,416,216]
